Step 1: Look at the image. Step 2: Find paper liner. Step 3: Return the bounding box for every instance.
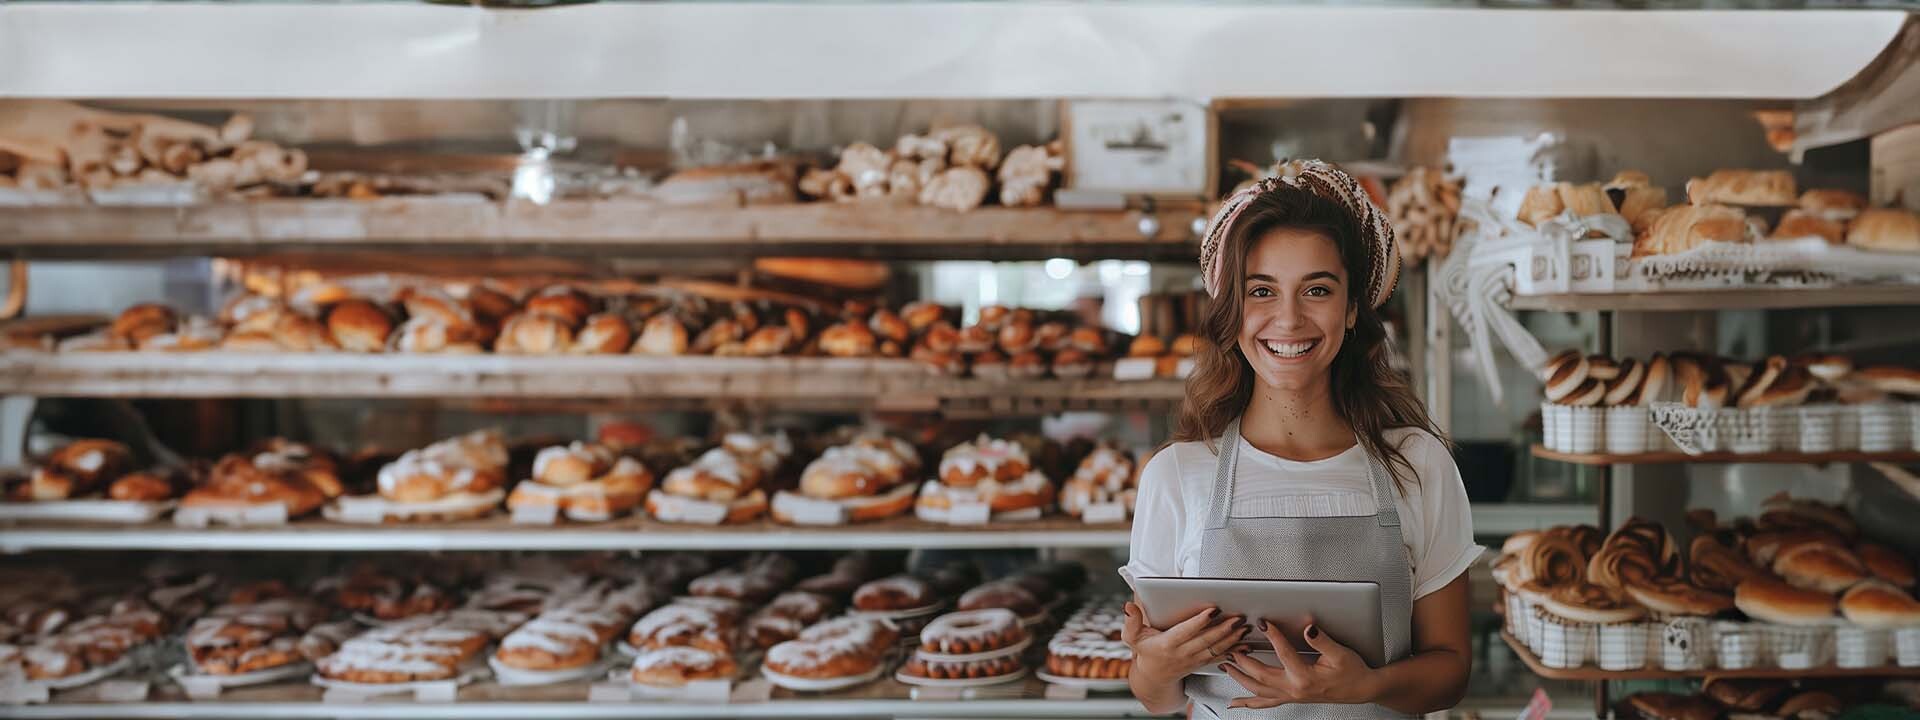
[1658,617,1713,671]
[488,655,606,686]
[1713,621,1765,670]
[0,499,176,523]
[894,665,1029,688]
[1834,626,1890,669]
[1764,623,1834,670]
[1858,403,1910,453]
[1894,627,1920,668]
[760,662,885,692]
[170,661,311,697]
[1533,614,1593,670]
[1603,407,1651,456]
[1595,622,1649,671]
[914,636,1032,664]
[1034,670,1129,691]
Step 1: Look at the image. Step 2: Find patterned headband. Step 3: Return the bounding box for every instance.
[1199,159,1400,309]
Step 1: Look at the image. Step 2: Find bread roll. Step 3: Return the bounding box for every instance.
[1772,543,1868,594]
[1586,355,1621,382]
[1846,208,1920,252]
[524,286,595,328]
[1797,188,1867,220]
[1556,183,1615,218]
[496,313,573,355]
[1603,170,1652,190]
[1734,355,1787,409]
[1542,351,1589,402]
[110,303,178,345]
[1517,185,1565,227]
[819,322,876,358]
[1615,186,1669,235]
[1839,581,1920,628]
[1853,365,1920,396]
[326,300,393,353]
[1770,209,1844,244]
[570,313,632,355]
[1601,359,1645,406]
[1564,379,1604,407]
[1636,353,1672,406]
[633,314,689,356]
[1855,542,1916,587]
[1734,576,1835,626]
[1685,169,1796,206]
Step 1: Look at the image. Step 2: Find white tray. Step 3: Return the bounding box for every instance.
[487,655,605,687]
[915,636,1032,664]
[309,662,482,697]
[0,499,175,523]
[895,665,1029,688]
[172,502,289,528]
[1035,670,1129,691]
[169,661,310,696]
[323,489,503,524]
[33,655,131,690]
[760,662,885,692]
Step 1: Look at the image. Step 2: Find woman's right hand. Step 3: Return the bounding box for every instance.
[1123,601,1245,685]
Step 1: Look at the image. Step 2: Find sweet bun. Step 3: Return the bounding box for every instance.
[464,284,519,323]
[742,326,793,357]
[326,300,394,353]
[1773,543,1869,594]
[633,314,690,356]
[399,287,474,327]
[1734,355,1786,409]
[1734,576,1836,626]
[1127,336,1165,358]
[1033,322,1070,352]
[1853,365,1920,396]
[569,313,632,355]
[1564,379,1605,407]
[1845,208,1920,252]
[524,286,595,328]
[1623,580,1732,617]
[1770,209,1844,244]
[1855,542,1916,587]
[1634,204,1748,258]
[819,322,876,358]
[1799,188,1867,219]
[1616,187,1669,233]
[1603,359,1645,406]
[869,310,910,345]
[900,302,946,333]
[495,313,573,355]
[1542,351,1589,402]
[1070,327,1109,355]
[1586,355,1620,382]
[1839,581,1920,629]
[976,306,1010,331]
[1517,185,1565,227]
[997,322,1037,355]
[1686,169,1796,206]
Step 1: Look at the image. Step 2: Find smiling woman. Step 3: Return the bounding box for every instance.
[1123,161,1481,719]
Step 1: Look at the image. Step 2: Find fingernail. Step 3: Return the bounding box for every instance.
[1306,624,1319,639]
[1258,620,1269,632]
[1208,608,1220,619]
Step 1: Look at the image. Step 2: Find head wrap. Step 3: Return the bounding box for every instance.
[1198,159,1400,309]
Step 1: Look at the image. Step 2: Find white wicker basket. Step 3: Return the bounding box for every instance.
[1595,622,1649,671]
[1657,617,1713,671]
[1604,407,1656,455]
[1859,403,1910,453]
[1765,623,1834,670]
[1714,621,1766,670]
[1835,626,1890,669]
[1535,613,1594,669]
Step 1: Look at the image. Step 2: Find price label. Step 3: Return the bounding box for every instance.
[773,492,846,526]
[413,680,457,702]
[511,502,560,525]
[240,502,289,526]
[1082,502,1127,524]
[946,502,992,526]
[1112,358,1157,382]
[335,497,387,525]
[96,680,149,702]
[1044,682,1089,700]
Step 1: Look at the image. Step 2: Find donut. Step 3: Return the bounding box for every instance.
[626,605,732,653]
[920,609,1028,655]
[797,616,898,657]
[1046,629,1132,679]
[763,592,836,624]
[957,582,1042,618]
[689,569,780,603]
[746,610,807,650]
[938,436,1031,488]
[629,647,736,687]
[900,654,1022,681]
[495,615,604,671]
[853,575,933,612]
[764,638,882,680]
[316,637,465,684]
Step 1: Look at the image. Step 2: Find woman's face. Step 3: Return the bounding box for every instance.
[1235,227,1357,394]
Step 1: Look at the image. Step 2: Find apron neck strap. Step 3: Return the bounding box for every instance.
[1208,417,1402,529]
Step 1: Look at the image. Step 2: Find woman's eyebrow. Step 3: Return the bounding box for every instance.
[1302,271,1342,284]
[1245,273,1277,283]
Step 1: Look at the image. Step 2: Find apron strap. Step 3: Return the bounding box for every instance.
[1203,419,1241,531]
[1364,450,1401,529]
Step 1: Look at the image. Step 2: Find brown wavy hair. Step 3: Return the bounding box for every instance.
[1173,186,1445,492]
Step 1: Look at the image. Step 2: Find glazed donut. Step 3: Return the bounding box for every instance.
[957,582,1042,618]
[1046,630,1132,679]
[800,446,902,499]
[689,569,781,603]
[629,646,736,687]
[626,605,732,653]
[661,448,760,501]
[496,616,604,671]
[920,609,1027,655]
[316,636,465,684]
[797,616,899,657]
[901,654,1022,680]
[745,610,806,650]
[853,575,933,612]
[763,638,882,679]
[938,436,1031,488]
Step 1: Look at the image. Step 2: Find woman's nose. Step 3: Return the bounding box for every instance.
[1268,296,1306,330]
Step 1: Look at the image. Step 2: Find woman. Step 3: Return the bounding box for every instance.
[1122,160,1481,718]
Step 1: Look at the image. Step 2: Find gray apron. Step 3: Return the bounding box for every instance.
[1184,419,1416,720]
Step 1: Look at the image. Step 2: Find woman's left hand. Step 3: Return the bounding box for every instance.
[1220,618,1379,709]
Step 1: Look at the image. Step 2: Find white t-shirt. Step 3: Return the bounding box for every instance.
[1125,427,1484,601]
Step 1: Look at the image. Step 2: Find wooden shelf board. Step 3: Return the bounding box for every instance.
[0,353,1186,408]
[1507,287,1920,312]
[0,513,1133,553]
[1502,631,1920,681]
[0,200,1199,261]
[1530,444,1920,466]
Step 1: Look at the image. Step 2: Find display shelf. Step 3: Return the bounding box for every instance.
[0,514,1131,553]
[1471,503,1596,536]
[1506,286,1920,313]
[1530,445,1920,467]
[0,200,1196,261]
[4,673,1154,718]
[0,353,1186,410]
[1502,632,1920,681]
[0,5,1902,99]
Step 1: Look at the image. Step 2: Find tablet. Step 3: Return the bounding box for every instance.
[1131,575,1386,670]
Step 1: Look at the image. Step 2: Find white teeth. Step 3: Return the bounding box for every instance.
[1262,340,1313,358]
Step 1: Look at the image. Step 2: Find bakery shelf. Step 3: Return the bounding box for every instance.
[1506,287,1920,313]
[1501,631,1920,682]
[5,673,1156,718]
[0,353,1186,409]
[0,515,1131,553]
[0,4,1901,99]
[1530,445,1920,467]
[0,200,1196,261]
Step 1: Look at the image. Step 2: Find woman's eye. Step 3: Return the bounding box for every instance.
[1305,286,1331,297]
[1249,287,1273,297]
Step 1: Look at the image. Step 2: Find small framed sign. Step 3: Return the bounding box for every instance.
[1062,99,1216,198]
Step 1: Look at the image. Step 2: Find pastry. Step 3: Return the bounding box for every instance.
[375,430,509,504]
[323,300,393,353]
[852,575,933,612]
[1845,208,1920,252]
[1855,542,1915,587]
[1700,677,1789,713]
[1634,203,1749,257]
[900,302,946,334]
[1839,581,1920,629]
[1529,581,1645,624]
[495,312,574,355]
[523,286,595,328]
[938,436,1031,488]
[1127,335,1165,358]
[1854,365,1920,396]
[1046,629,1131,679]
[1798,188,1867,220]
[569,313,632,355]
[1517,185,1565,227]
[1797,354,1852,384]
[389,317,482,354]
[632,314,690,356]
[1688,536,1768,594]
[1734,577,1836,626]
[958,582,1042,618]
[1601,358,1645,406]
[763,636,882,680]
[900,654,1022,681]
[628,646,736,686]
[1776,691,1843,718]
[1623,580,1732,617]
[1051,349,1094,380]
[819,321,876,358]
[920,609,1027,655]
[1072,327,1110,355]
[1773,543,1869,594]
[109,303,177,346]
[1685,169,1796,206]
[398,287,474,328]
[1770,209,1845,244]
[627,604,733,654]
[1542,351,1589,403]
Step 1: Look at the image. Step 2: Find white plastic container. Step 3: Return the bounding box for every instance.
[1595,622,1648,671]
[1658,618,1712,671]
[1714,621,1764,670]
[1793,405,1839,454]
[1834,626,1889,669]
[1859,403,1909,453]
[1604,407,1651,455]
[1765,623,1833,670]
[1535,615,1593,670]
[1566,406,1605,455]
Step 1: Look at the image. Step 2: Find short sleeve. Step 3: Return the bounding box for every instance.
[1125,446,1186,581]
[1403,433,1484,600]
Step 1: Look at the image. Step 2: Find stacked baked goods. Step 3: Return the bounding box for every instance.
[2,597,168,685]
[1494,496,1920,673]
[646,432,790,525]
[1538,350,1673,455]
[904,303,1125,381]
[895,582,1054,687]
[506,441,656,523]
[313,608,527,686]
[178,440,344,524]
[1386,166,1464,263]
[761,615,901,690]
[329,430,509,522]
[491,580,656,682]
[1056,444,1138,522]
[916,435,1057,524]
[0,108,307,197]
[1619,680,1912,720]
[795,126,1063,212]
[744,591,840,651]
[0,439,188,511]
[623,599,742,687]
[771,432,919,526]
[1042,596,1133,686]
[1113,333,1203,381]
[183,596,327,677]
